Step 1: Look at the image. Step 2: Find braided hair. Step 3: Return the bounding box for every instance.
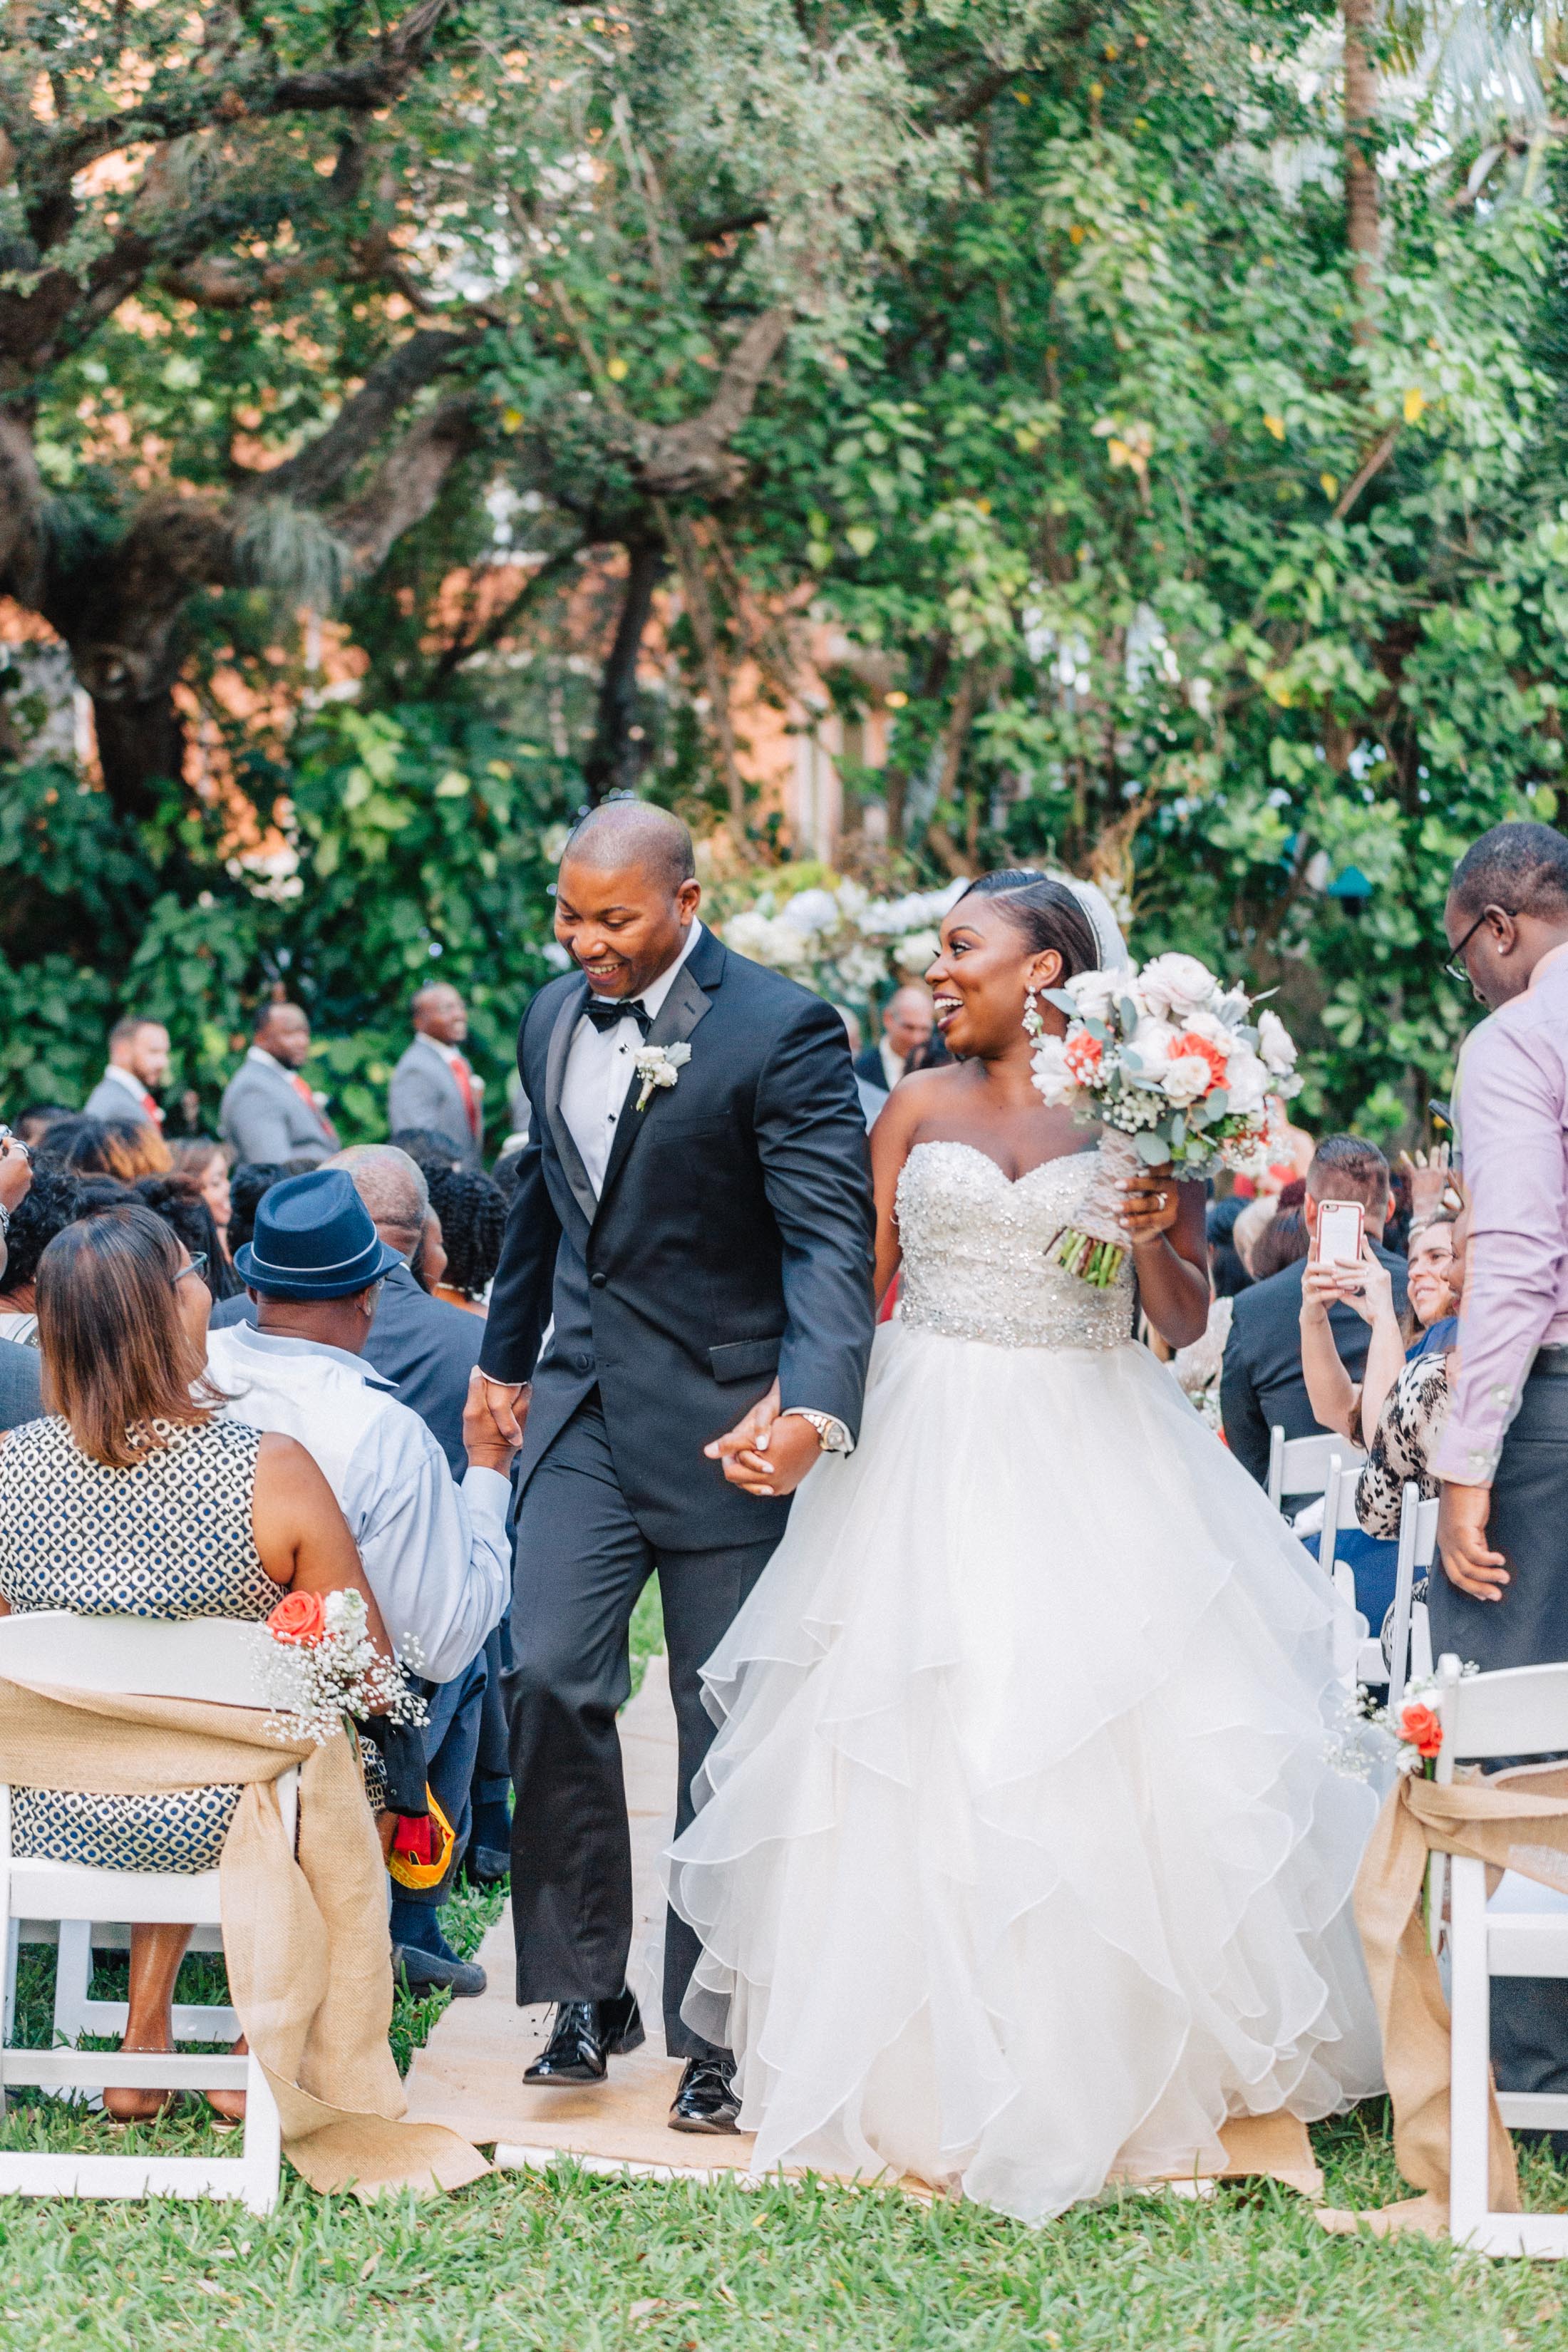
[425,1164,507,1301]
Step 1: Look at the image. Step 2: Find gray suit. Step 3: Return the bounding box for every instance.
[219,1054,335,1167]
[387,1035,482,1165]
[0,1342,41,1429]
[83,1073,160,1126]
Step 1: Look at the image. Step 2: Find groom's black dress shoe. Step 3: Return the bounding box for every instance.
[668,2055,741,2135]
[524,1989,645,2085]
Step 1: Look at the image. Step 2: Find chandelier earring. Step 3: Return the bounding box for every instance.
[1022,986,1046,1043]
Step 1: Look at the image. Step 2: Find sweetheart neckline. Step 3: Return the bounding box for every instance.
[904,1138,1097,1192]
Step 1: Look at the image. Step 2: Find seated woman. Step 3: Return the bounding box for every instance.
[1356,1198,1470,1539]
[0,1204,389,2121]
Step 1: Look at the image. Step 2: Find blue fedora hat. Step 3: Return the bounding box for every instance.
[234,1169,403,1300]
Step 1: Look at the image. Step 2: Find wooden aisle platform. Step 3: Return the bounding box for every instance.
[401,1656,1324,2200]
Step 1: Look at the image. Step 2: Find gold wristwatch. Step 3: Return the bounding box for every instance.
[779,1408,853,1455]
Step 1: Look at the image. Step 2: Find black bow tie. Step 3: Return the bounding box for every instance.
[584,996,651,1035]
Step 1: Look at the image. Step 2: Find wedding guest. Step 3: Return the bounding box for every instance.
[1232,1192,1277,1276]
[425,1165,507,1314]
[1221,1135,1408,1493]
[1431,820,1568,2133]
[220,1004,336,1167]
[129,1174,242,1302]
[1401,1212,1459,1362]
[853,984,934,1093]
[388,984,485,1168]
[1356,1201,1470,1539]
[226,1162,286,1258]
[0,1161,83,1344]
[1249,1207,1310,1282]
[391,1126,468,1177]
[170,1138,234,1265]
[1171,1204,1245,1428]
[0,1202,386,2119]
[39,1113,170,1181]
[11,1106,70,1150]
[0,1135,39,1424]
[83,1014,170,1131]
[491,1145,525,1202]
[206,1170,514,1995]
[411,1205,447,1296]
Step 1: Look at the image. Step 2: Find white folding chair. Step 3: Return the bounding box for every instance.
[0,1611,296,2211]
[1267,1426,1364,1513]
[1383,1487,1438,1713]
[1434,1651,1568,2256]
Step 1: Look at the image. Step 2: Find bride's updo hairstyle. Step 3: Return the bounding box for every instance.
[959,870,1100,984]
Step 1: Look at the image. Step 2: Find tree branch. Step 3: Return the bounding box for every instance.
[330,393,478,577]
[1333,425,1400,520]
[260,329,480,507]
[428,545,580,688]
[635,308,790,500]
[28,0,452,204]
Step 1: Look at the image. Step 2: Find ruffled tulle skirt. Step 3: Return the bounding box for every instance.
[666,1321,1383,2222]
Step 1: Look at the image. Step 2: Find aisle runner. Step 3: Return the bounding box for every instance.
[403,1656,1324,2197]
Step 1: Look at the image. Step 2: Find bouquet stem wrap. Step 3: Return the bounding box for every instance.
[1049,1130,1140,1289]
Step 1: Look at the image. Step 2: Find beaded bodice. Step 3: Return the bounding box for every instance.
[894,1141,1135,1351]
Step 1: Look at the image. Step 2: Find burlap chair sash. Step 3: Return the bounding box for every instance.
[1335,1761,1568,2236]
[0,1676,489,2197]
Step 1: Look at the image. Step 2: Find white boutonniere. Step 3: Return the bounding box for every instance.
[633,1041,691,1111]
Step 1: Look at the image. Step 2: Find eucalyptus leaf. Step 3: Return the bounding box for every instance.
[1135,1130,1170,1165]
[1042,989,1078,1015]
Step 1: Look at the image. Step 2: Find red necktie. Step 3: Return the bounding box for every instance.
[140,1091,163,1128]
[450,1053,481,1140]
[292,1073,339,1148]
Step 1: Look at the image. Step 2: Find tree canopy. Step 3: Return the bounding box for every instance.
[1,0,1564,1141]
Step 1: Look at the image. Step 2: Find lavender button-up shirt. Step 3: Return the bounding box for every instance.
[1435,943,1568,1485]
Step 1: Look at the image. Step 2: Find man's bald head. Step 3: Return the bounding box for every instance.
[327,1144,429,1256]
[563,802,696,892]
[555,801,702,1000]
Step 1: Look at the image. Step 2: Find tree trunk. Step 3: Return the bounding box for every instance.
[1343,0,1381,341]
[583,539,664,803]
[90,689,187,822]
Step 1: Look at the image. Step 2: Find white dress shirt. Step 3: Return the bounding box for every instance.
[559,919,702,1198]
[206,1322,508,1683]
[877,1038,906,1093]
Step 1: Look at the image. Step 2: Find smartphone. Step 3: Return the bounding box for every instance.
[1316,1198,1366,1267]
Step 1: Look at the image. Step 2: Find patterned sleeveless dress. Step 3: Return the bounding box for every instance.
[0,1415,281,1874]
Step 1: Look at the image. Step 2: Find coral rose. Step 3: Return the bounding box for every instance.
[1170,1031,1229,1094]
[1064,1031,1105,1085]
[1399,1701,1443,1759]
[267,1589,327,1647]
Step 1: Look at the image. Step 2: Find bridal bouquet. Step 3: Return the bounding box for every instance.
[261,1587,427,1747]
[1028,951,1303,1287]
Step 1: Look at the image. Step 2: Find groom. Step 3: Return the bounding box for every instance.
[477,803,876,2130]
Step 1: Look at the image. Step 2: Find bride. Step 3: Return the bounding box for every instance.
[668,869,1383,2222]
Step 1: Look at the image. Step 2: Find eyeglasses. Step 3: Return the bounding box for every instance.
[172,1252,208,1286]
[1443,906,1495,991]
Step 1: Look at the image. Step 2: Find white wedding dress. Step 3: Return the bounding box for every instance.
[667,1141,1383,2222]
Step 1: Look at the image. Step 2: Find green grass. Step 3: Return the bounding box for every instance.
[11,1619,1567,2348]
[0,2106,1565,2349]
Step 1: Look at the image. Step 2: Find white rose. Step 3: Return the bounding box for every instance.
[1125,1015,1178,1078]
[1162,1052,1214,1106]
[1030,1034,1076,1108]
[1222,1048,1269,1117]
[1174,1006,1234,1056]
[1257,1007,1299,1077]
[1138,951,1219,1023]
[1063,966,1130,1023]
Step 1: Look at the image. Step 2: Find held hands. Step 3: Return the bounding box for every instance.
[1438,1481,1510,1603]
[1116,1166,1180,1251]
[466,1370,527,1474]
[705,1378,822,1499]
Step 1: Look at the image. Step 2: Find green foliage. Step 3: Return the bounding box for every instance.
[6,0,1568,1140]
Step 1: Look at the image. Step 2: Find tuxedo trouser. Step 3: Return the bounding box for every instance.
[1430,1350,1568,2125]
[505,1393,777,2058]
